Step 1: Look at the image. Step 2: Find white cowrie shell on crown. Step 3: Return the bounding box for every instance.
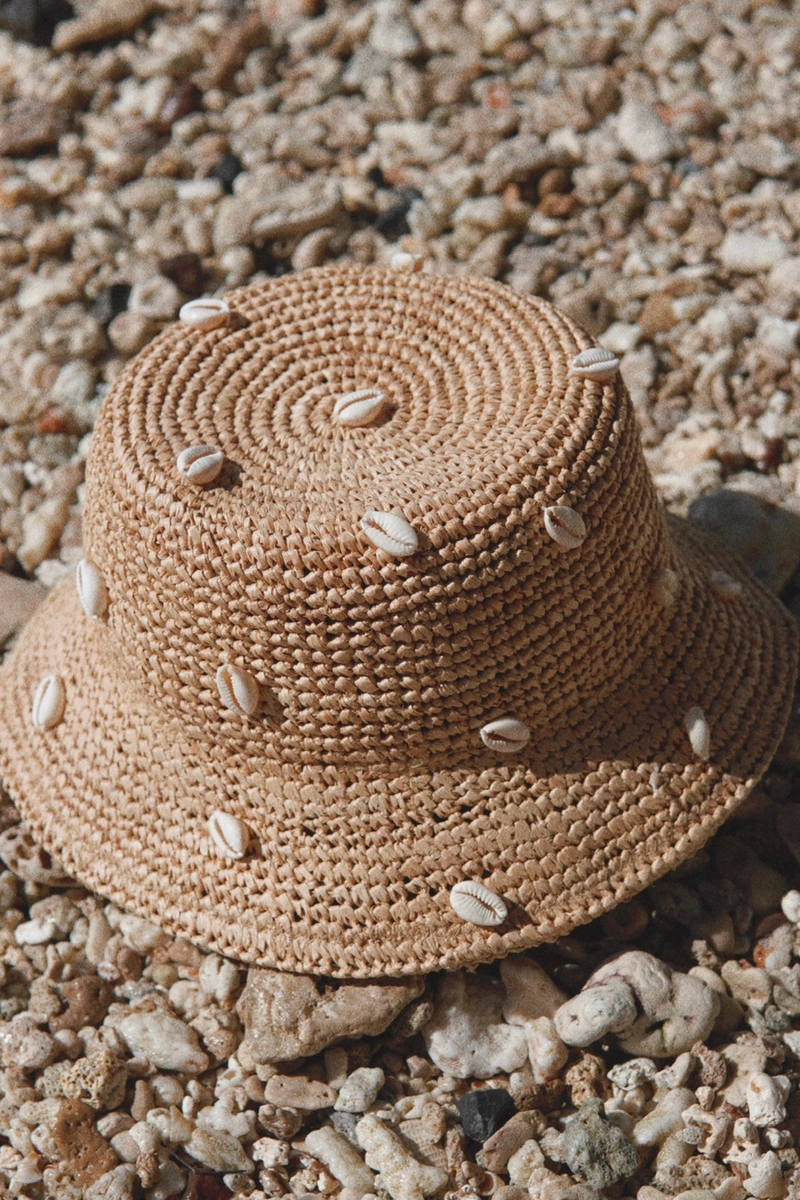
[76,558,108,619]
[480,718,530,754]
[32,675,66,730]
[179,297,230,330]
[177,445,224,486]
[450,880,507,927]
[570,347,620,380]
[208,810,251,859]
[333,388,387,428]
[216,664,259,716]
[360,511,418,557]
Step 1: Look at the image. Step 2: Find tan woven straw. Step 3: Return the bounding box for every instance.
[0,264,796,977]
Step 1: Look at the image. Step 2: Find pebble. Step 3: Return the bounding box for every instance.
[423,971,528,1079]
[745,1073,790,1128]
[60,1047,127,1111]
[457,1088,516,1144]
[561,1100,639,1190]
[689,489,800,592]
[237,967,422,1062]
[478,1112,545,1175]
[117,1012,209,1074]
[500,955,568,1022]
[0,1013,59,1070]
[51,0,159,51]
[718,232,788,274]
[506,1138,545,1185]
[185,1125,252,1173]
[617,100,680,164]
[632,1089,697,1149]
[0,99,67,155]
[0,824,72,885]
[553,982,638,1048]
[355,1113,448,1200]
[0,574,46,646]
[334,1067,385,1113]
[745,1151,784,1199]
[305,1126,376,1193]
[263,1074,336,1111]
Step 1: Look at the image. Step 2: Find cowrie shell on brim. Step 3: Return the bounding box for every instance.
[76,558,108,619]
[32,675,65,730]
[360,511,418,557]
[543,505,586,550]
[710,570,743,600]
[570,347,620,380]
[450,880,507,927]
[177,445,224,486]
[208,811,251,859]
[651,567,679,608]
[216,664,259,716]
[685,706,711,760]
[480,717,530,754]
[333,388,387,428]
[179,298,230,330]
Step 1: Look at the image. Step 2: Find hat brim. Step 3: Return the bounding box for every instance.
[0,514,796,977]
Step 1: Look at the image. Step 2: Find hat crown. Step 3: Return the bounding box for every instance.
[83,266,669,769]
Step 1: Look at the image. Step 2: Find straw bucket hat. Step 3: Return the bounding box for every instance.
[0,264,796,978]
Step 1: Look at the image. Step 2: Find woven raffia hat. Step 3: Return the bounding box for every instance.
[0,264,796,977]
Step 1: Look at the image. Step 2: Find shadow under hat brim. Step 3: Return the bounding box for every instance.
[0,514,796,978]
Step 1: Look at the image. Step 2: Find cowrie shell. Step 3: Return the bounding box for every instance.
[543,505,586,550]
[450,880,507,927]
[480,717,530,754]
[710,570,743,600]
[207,810,251,859]
[177,444,224,486]
[179,297,230,330]
[76,558,108,618]
[651,567,679,608]
[32,675,65,730]
[360,511,418,557]
[390,250,424,272]
[333,388,387,428]
[216,664,259,716]
[685,706,711,761]
[570,347,620,381]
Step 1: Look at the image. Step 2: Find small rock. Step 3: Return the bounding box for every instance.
[51,976,114,1033]
[561,1099,638,1189]
[60,1048,127,1111]
[127,277,182,322]
[263,1075,336,1111]
[500,955,568,1022]
[423,971,528,1079]
[334,1067,385,1113]
[0,0,74,46]
[84,1163,138,1200]
[477,1112,545,1175]
[1,1013,59,1070]
[0,99,68,155]
[746,1151,785,1199]
[0,574,47,646]
[237,967,422,1063]
[17,494,72,572]
[718,231,788,274]
[631,1089,697,1148]
[617,100,681,164]
[0,823,72,885]
[356,1113,448,1200]
[52,1099,119,1189]
[117,1012,209,1074]
[185,1126,252,1173]
[553,982,638,1048]
[746,1074,791,1128]
[305,1126,376,1193]
[506,1138,545,1186]
[458,1089,516,1145]
[52,0,159,50]
[369,0,419,57]
[251,177,343,242]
